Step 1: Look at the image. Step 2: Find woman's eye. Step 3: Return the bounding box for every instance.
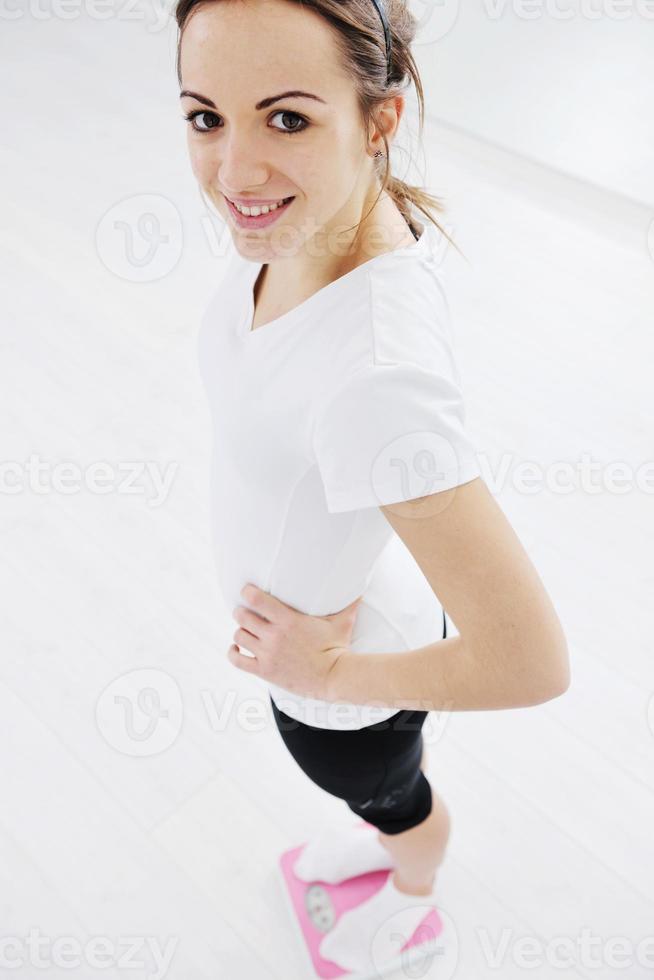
[269,110,309,135]
[185,110,220,133]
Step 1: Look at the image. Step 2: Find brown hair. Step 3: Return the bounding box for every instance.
[175,0,463,258]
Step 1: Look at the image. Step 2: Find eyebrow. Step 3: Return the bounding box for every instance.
[179,89,326,110]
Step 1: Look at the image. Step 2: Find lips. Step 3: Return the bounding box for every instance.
[225,194,296,229]
[228,196,294,211]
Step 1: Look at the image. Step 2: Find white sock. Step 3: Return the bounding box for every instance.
[293,823,394,885]
[319,870,437,974]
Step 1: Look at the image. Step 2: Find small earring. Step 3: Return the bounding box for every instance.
[374,150,384,159]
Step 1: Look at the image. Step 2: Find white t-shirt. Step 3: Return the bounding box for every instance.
[197,216,481,730]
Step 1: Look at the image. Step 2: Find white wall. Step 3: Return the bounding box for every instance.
[410,0,654,207]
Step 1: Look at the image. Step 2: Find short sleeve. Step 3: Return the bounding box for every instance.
[312,361,480,513]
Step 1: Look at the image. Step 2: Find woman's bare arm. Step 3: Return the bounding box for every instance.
[324,477,571,711]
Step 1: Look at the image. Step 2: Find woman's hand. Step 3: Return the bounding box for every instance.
[227,583,362,699]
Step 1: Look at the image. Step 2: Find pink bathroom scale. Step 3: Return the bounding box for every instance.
[277,820,444,980]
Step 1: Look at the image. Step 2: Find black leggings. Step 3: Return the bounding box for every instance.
[270,611,447,835]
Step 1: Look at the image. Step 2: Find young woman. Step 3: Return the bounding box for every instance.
[178,0,570,971]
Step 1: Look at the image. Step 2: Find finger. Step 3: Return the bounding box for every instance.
[227,643,260,675]
[233,605,269,638]
[241,584,296,625]
[234,627,261,654]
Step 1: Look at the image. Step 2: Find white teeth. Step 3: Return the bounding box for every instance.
[232,197,289,216]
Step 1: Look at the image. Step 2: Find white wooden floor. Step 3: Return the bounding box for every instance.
[2,9,654,980]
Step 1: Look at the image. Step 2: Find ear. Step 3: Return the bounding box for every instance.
[380,93,406,144]
[390,93,406,135]
[368,93,405,153]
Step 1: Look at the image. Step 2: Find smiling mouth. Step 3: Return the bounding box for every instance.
[226,195,295,215]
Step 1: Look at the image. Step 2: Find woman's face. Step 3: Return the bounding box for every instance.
[179,0,381,262]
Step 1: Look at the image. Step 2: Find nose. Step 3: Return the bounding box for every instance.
[217,131,270,197]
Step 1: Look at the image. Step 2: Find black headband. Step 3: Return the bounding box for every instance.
[369,0,392,84]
